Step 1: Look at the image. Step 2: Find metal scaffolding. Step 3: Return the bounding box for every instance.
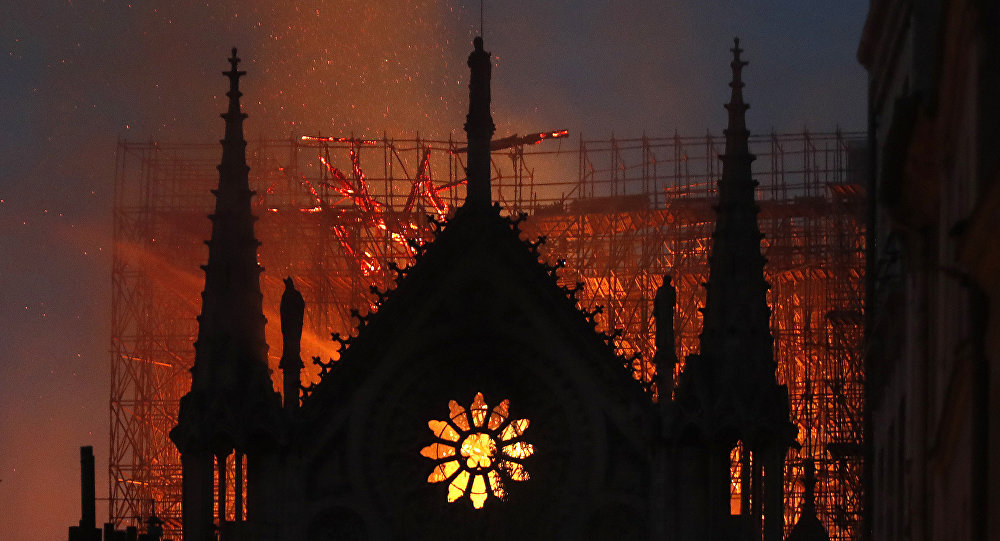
[110,131,865,539]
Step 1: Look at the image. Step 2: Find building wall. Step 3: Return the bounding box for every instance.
[860,1,1000,540]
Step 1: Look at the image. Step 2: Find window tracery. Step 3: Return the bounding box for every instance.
[420,392,534,509]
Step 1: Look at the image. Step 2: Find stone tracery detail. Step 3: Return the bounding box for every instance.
[421,392,533,509]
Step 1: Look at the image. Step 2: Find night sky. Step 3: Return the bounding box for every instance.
[0,1,867,538]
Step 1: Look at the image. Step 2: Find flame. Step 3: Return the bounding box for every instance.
[113,131,864,538]
[301,135,378,146]
[533,129,570,143]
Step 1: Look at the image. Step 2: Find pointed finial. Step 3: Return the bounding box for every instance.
[224,47,247,101]
[724,37,750,139]
[219,47,249,172]
[463,36,495,207]
[729,37,747,97]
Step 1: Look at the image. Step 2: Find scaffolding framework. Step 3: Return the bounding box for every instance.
[111,131,865,539]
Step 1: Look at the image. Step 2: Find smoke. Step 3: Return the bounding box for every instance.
[0,1,866,538]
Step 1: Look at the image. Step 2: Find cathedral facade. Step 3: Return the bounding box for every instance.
[170,38,802,541]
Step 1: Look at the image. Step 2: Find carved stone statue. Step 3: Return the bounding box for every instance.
[653,274,678,382]
[280,277,305,360]
[279,277,305,410]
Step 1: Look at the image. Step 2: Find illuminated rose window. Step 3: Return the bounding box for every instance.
[420,392,534,509]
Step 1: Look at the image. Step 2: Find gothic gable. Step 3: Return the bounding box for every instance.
[294,205,652,539]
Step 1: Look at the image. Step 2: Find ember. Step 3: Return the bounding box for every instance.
[111,129,863,539]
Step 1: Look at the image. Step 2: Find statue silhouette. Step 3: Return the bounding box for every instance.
[279,277,305,410]
[653,274,678,385]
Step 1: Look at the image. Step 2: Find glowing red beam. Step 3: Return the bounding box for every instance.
[331,225,380,276]
[403,148,449,220]
[348,147,383,216]
[309,143,419,262]
[300,135,378,145]
[319,156,355,195]
[452,129,570,153]
[300,177,324,208]
[533,129,570,143]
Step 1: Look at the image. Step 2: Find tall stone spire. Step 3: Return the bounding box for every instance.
[696,37,775,398]
[191,47,270,395]
[463,36,495,207]
[668,39,795,541]
[171,49,279,541]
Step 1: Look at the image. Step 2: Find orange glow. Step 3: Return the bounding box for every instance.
[533,129,570,144]
[452,129,571,153]
[422,393,534,509]
[429,420,460,442]
[113,132,864,538]
[469,392,489,428]
[730,443,743,515]
[499,419,529,442]
[403,147,449,220]
[300,134,378,145]
[488,399,509,430]
[460,433,495,468]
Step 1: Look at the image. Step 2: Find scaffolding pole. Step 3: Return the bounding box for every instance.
[110,131,866,540]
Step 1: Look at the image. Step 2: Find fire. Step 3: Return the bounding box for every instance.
[403,147,449,220]
[452,128,570,152]
[300,135,378,146]
[533,129,570,143]
[113,131,864,539]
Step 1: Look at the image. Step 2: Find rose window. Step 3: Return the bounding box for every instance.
[420,392,534,509]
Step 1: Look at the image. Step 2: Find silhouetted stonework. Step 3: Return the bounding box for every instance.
[171,39,794,541]
[664,39,796,541]
[169,48,283,541]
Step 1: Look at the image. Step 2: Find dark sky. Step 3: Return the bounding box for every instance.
[0,1,867,538]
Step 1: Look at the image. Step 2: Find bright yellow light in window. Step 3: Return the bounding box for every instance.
[421,392,534,509]
[461,433,495,468]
